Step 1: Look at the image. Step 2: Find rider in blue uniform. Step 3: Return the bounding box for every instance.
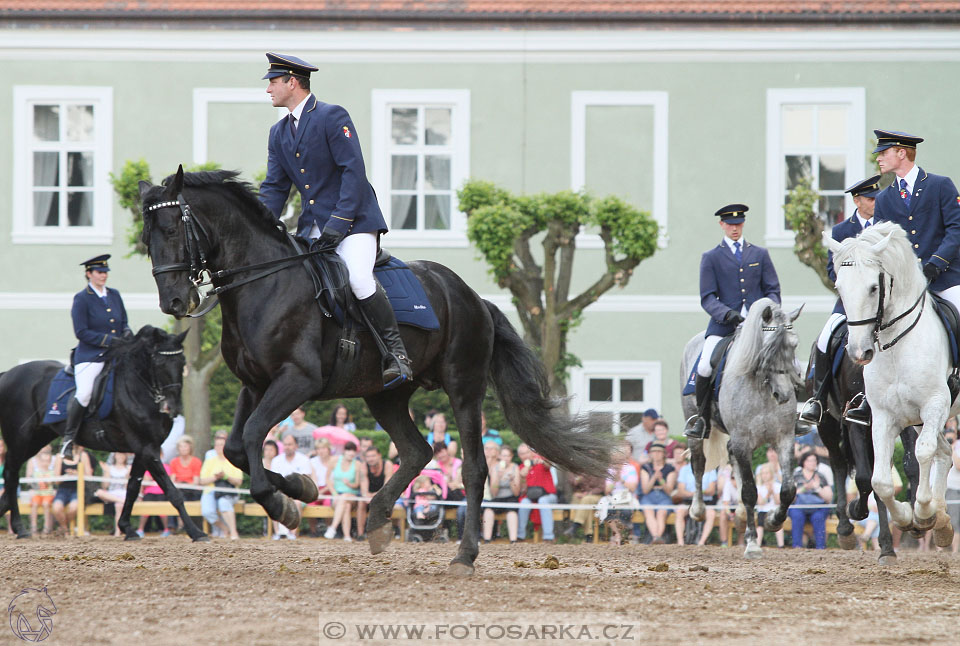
[798,175,882,424]
[684,204,782,440]
[258,52,412,388]
[61,255,130,459]
[844,130,960,426]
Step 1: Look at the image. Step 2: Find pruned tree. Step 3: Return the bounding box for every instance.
[783,176,832,291]
[459,180,659,396]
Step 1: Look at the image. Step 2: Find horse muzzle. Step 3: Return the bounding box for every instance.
[159,397,181,418]
[850,347,875,366]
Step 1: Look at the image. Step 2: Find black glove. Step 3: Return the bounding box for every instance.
[723,311,745,325]
[923,263,941,285]
[318,226,345,250]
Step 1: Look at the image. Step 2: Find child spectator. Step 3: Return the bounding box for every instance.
[639,443,676,544]
[755,462,784,547]
[411,474,442,520]
[94,452,132,537]
[717,466,739,547]
[27,447,55,536]
[51,445,92,536]
[199,430,242,540]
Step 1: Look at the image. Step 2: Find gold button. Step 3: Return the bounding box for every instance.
[915,244,920,249]
[739,268,743,272]
[305,184,310,189]
[300,169,305,174]
[741,289,746,293]
[309,200,315,205]
[106,308,111,312]
[110,319,115,323]
[111,329,116,333]
[296,152,300,157]
[908,216,913,220]
[912,230,917,235]
[740,279,745,283]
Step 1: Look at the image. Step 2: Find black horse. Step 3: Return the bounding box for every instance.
[137,167,615,575]
[0,325,206,541]
[804,338,919,564]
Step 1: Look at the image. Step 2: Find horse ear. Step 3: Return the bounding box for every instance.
[822,230,842,253]
[788,303,804,322]
[762,305,773,322]
[175,329,189,346]
[870,232,893,254]
[138,180,153,200]
[170,164,184,195]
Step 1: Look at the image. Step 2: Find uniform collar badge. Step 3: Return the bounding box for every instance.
[342,126,352,138]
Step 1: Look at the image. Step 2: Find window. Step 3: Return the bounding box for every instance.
[568,361,661,434]
[765,88,865,247]
[371,90,470,247]
[13,86,113,244]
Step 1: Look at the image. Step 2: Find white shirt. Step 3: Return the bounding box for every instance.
[88,282,107,298]
[897,164,920,196]
[271,451,313,478]
[289,94,310,130]
[856,213,873,229]
[723,236,745,255]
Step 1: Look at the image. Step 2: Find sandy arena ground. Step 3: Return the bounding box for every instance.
[1,535,957,646]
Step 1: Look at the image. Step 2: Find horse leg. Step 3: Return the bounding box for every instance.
[929,432,955,548]
[846,423,874,522]
[117,457,147,540]
[912,400,948,529]
[443,378,487,576]
[871,411,913,529]
[688,439,707,522]
[731,444,761,559]
[820,415,856,549]
[875,497,897,565]
[362,386,432,556]
[3,429,57,538]
[764,432,796,533]
[142,451,209,542]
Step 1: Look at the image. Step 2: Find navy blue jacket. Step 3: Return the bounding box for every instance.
[874,167,960,291]
[700,240,781,337]
[71,286,130,363]
[826,211,869,315]
[259,95,388,239]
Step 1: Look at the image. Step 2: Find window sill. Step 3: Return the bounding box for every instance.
[12,230,114,245]
[764,232,796,249]
[381,230,469,248]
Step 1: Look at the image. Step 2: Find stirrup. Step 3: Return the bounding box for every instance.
[798,398,823,425]
[683,415,708,440]
[844,393,871,427]
[59,439,75,460]
[382,353,413,389]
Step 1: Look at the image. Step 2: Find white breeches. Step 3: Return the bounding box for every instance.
[934,285,960,315]
[816,312,847,353]
[307,227,378,300]
[74,361,105,407]
[697,335,724,378]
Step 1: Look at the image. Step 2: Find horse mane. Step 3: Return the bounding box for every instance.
[160,169,286,242]
[726,297,798,384]
[833,221,924,289]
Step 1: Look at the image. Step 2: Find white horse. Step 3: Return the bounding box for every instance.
[680,298,803,559]
[826,221,955,547]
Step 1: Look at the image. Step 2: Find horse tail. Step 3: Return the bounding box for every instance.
[483,301,617,478]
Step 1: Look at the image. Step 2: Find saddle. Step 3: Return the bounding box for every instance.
[827,320,849,378]
[42,362,115,426]
[929,292,960,402]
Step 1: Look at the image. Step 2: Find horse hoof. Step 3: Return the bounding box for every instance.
[878,553,897,566]
[933,525,954,549]
[837,532,858,551]
[192,534,211,543]
[289,473,319,504]
[16,532,31,540]
[367,523,393,555]
[743,544,762,560]
[279,496,301,531]
[124,533,142,541]
[447,562,475,578]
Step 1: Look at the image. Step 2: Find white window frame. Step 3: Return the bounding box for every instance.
[568,360,662,434]
[192,88,285,165]
[571,91,669,249]
[371,89,470,248]
[12,86,114,245]
[765,87,865,248]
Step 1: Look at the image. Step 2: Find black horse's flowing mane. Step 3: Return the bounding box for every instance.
[159,169,286,242]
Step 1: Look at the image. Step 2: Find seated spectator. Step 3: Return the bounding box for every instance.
[411,474,442,521]
[755,462,784,548]
[271,435,314,539]
[357,444,394,540]
[94,452,132,537]
[483,443,520,543]
[429,442,465,539]
[137,460,169,537]
[480,411,502,446]
[673,447,719,546]
[329,403,357,432]
[27,446,55,536]
[644,420,678,465]
[166,435,203,535]
[425,413,457,460]
[518,452,558,542]
[262,439,279,470]
[717,466,739,547]
[627,409,658,464]
[754,446,784,483]
[51,445,92,536]
[599,441,639,545]
[199,430,242,540]
[565,472,605,539]
[325,442,361,541]
[284,406,318,455]
[788,450,833,549]
[639,443,677,544]
[794,430,833,486]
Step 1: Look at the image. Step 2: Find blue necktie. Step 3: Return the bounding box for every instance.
[733,241,742,263]
[863,220,871,229]
[101,295,108,306]
[288,113,297,136]
[900,178,911,208]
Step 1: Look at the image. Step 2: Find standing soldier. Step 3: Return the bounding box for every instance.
[684,204,781,440]
[798,175,881,424]
[844,130,960,425]
[258,52,412,387]
[61,255,130,459]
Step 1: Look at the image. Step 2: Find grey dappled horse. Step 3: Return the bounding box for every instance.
[680,297,802,558]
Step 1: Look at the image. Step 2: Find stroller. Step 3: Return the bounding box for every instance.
[403,469,449,543]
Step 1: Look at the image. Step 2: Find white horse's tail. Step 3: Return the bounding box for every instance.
[703,431,729,472]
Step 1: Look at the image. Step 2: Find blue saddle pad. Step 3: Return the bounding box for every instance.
[333,256,439,331]
[682,340,733,396]
[42,368,114,425]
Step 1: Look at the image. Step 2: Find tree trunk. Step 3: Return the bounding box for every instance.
[175,318,222,458]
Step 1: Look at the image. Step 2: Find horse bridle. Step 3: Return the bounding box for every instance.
[841,262,926,351]
[128,347,185,409]
[143,194,335,318]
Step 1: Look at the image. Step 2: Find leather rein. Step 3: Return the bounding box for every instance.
[841,261,926,352]
[143,195,334,318]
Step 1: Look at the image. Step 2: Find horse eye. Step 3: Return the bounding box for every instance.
[869,284,878,295]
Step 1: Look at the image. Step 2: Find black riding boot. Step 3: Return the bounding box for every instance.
[59,398,86,460]
[799,347,832,424]
[359,289,413,388]
[844,392,871,427]
[684,374,714,440]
